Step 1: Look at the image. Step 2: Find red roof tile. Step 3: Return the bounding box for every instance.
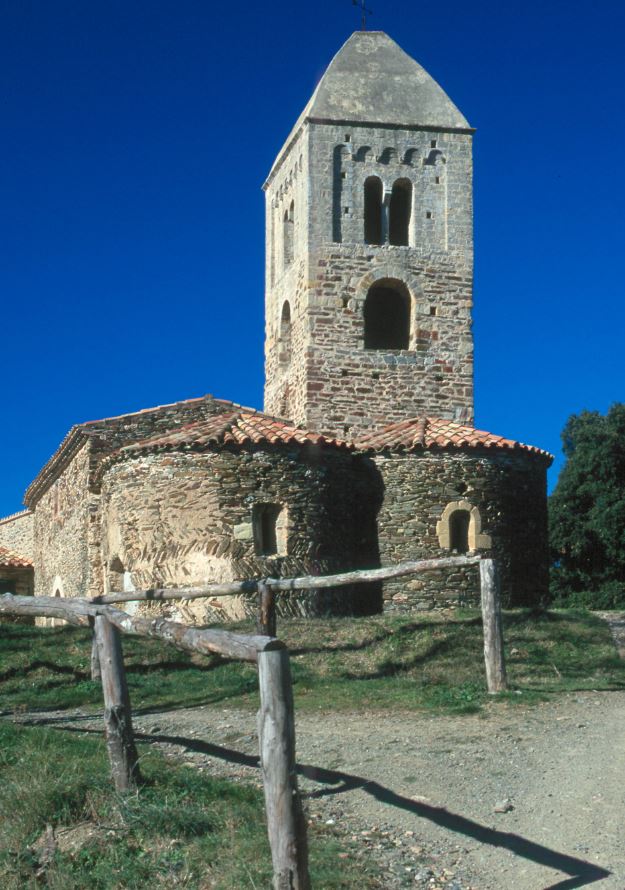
[0,546,33,568]
[102,410,353,467]
[356,416,553,460]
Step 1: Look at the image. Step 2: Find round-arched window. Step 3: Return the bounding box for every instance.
[364,281,410,350]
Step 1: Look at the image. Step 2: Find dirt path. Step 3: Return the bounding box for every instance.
[13,690,625,890]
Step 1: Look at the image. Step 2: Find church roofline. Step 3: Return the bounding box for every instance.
[0,545,33,569]
[23,394,241,508]
[265,30,472,187]
[0,509,32,526]
[94,408,354,482]
[355,417,553,463]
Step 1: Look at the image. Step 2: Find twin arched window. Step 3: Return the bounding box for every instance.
[364,177,412,246]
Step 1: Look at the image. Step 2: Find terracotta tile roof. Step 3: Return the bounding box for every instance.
[0,546,33,568]
[118,411,353,455]
[24,394,239,507]
[356,416,553,460]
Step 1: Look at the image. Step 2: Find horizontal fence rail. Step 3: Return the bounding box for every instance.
[91,555,482,605]
[0,554,507,889]
[0,595,283,662]
[0,592,309,889]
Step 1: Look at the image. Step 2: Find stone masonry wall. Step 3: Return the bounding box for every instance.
[371,449,550,610]
[264,120,474,439]
[33,442,92,599]
[100,445,380,624]
[0,511,34,558]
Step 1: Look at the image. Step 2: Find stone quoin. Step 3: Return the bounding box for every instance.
[0,31,552,618]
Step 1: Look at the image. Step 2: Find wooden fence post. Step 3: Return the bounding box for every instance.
[94,614,141,791]
[257,648,310,890]
[257,581,277,638]
[90,619,101,682]
[479,559,507,694]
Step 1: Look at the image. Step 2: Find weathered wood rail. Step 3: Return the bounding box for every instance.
[88,554,506,694]
[0,594,310,889]
[0,554,507,888]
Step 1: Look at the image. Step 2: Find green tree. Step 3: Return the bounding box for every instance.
[549,404,625,607]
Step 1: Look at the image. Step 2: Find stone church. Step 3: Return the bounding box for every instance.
[0,31,552,621]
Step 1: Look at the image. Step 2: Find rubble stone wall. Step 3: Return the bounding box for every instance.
[0,511,34,558]
[370,449,550,610]
[99,445,380,624]
[33,442,92,599]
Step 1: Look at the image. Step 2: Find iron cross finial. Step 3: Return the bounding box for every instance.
[352,0,373,31]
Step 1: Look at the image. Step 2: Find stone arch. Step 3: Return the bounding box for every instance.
[424,149,446,166]
[354,266,422,345]
[354,145,373,162]
[42,577,65,627]
[403,148,420,165]
[436,500,492,552]
[378,147,398,164]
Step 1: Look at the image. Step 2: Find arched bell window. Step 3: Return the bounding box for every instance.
[364,281,410,350]
[389,178,412,246]
[364,176,383,245]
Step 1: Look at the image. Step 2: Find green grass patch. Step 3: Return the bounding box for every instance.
[0,721,381,889]
[1,609,624,720]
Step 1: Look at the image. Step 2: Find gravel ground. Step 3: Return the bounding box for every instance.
[8,614,625,889]
[12,690,625,890]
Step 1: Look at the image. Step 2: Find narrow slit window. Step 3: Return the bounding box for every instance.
[283,200,294,267]
[253,504,288,556]
[279,300,292,367]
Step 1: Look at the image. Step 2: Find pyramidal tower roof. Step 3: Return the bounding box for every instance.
[301,31,470,130]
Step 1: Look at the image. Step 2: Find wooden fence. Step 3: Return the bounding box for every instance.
[0,555,507,889]
[91,554,507,694]
[0,595,310,890]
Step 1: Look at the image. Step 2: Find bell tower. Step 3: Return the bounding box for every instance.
[263,31,474,439]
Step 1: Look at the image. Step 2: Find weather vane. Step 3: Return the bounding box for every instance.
[352,0,373,31]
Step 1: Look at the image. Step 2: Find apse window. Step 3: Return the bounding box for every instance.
[253,503,288,556]
[364,281,410,350]
[449,509,471,554]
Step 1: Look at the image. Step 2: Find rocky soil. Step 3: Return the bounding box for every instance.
[13,689,624,889]
[10,614,625,889]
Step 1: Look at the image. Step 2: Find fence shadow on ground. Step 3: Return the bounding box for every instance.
[18,719,610,890]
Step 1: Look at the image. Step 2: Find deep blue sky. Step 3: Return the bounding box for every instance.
[1,0,624,516]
